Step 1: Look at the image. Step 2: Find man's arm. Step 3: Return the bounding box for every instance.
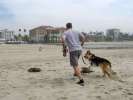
[61,34,67,57]
[79,32,86,46]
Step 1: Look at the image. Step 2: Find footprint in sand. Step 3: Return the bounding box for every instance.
[46,62,50,65]
[123,89,133,96]
[98,84,105,87]
[51,78,65,87]
[111,73,125,82]
[118,87,123,90]
[58,96,68,100]
[28,96,39,100]
[94,84,106,90]
[94,86,103,89]
[109,88,117,92]
[95,96,102,100]
[127,92,133,96]
[47,70,56,72]
[104,92,109,94]
[95,75,102,78]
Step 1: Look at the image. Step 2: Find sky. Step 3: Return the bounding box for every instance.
[0,0,133,33]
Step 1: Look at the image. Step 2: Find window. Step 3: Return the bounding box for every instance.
[0,32,2,38]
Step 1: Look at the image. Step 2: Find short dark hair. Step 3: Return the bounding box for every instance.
[66,23,72,29]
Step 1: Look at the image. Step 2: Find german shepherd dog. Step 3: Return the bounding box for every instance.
[84,50,116,78]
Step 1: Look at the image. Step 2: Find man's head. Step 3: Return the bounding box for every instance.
[66,23,72,29]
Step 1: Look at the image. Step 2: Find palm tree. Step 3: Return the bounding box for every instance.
[22,35,30,42]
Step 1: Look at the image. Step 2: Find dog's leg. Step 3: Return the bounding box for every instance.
[108,63,117,75]
[100,64,112,79]
[105,70,111,79]
[104,65,112,79]
[100,64,106,77]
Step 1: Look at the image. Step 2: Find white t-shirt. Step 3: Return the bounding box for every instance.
[63,29,84,52]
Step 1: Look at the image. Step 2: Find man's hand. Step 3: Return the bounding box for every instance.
[63,44,68,57]
[79,32,86,47]
[61,33,68,57]
[81,40,85,46]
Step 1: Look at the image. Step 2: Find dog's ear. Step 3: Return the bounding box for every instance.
[87,50,91,54]
[91,54,95,58]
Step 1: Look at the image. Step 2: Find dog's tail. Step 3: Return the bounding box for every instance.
[108,63,117,75]
[109,63,112,68]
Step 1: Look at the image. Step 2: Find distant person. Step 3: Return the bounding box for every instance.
[61,23,85,86]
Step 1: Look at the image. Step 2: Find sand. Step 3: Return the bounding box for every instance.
[0,44,133,100]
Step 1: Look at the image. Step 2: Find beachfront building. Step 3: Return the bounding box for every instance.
[86,31,105,42]
[106,29,120,41]
[0,29,14,42]
[29,26,65,43]
[48,27,66,43]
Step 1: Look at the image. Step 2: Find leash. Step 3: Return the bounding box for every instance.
[81,44,87,65]
[81,55,87,64]
[81,44,92,70]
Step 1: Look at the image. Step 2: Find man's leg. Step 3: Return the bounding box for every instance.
[74,66,84,85]
[70,51,84,85]
[73,66,82,79]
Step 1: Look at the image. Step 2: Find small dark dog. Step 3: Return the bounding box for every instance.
[84,50,115,78]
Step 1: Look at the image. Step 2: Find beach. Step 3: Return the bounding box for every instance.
[0,43,133,100]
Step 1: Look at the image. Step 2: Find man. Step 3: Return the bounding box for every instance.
[61,23,85,86]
